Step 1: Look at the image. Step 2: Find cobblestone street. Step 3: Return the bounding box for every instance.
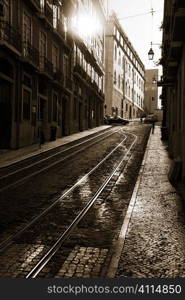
[0,123,151,277]
[115,126,185,278]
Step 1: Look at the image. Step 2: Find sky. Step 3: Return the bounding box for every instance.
[108,0,164,70]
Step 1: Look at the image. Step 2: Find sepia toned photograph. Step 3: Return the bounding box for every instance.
[0,0,185,289]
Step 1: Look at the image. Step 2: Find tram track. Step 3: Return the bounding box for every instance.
[0,129,139,278]
[26,133,137,278]
[0,127,121,192]
[0,129,130,251]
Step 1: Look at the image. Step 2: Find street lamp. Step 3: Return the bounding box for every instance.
[148,42,161,61]
[148,47,154,60]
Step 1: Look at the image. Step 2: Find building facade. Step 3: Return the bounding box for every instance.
[0,0,106,149]
[145,69,159,115]
[105,12,145,119]
[160,0,185,190]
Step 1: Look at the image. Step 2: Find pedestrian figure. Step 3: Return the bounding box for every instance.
[140,117,143,123]
[152,120,155,134]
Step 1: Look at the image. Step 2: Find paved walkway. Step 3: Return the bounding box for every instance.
[107,125,185,278]
[0,125,110,167]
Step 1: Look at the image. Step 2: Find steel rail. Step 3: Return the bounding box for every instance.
[0,128,117,179]
[0,128,122,192]
[0,128,113,170]
[0,132,128,252]
[26,132,137,278]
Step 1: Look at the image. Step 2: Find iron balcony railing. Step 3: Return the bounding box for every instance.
[64,76,72,90]
[53,69,64,84]
[74,64,88,80]
[22,41,39,67]
[40,0,53,26]
[0,20,21,52]
[40,56,53,77]
[29,0,41,11]
[53,18,66,39]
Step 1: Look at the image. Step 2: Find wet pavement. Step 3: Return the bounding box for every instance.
[3,123,184,278]
[0,123,151,277]
[114,126,185,278]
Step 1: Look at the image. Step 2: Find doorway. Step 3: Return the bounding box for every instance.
[129,106,132,119]
[0,79,12,148]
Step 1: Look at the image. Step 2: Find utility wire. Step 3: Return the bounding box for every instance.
[117,9,161,20]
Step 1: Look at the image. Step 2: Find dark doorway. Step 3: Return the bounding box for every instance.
[129,106,132,119]
[0,79,12,148]
[79,102,83,131]
[62,97,68,136]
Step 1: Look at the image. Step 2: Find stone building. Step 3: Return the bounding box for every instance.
[105,12,145,119]
[145,69,159,115]
[0,0,106,149]
[160,0,185,191]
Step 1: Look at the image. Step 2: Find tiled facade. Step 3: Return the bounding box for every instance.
[0,0,106,149]
[105,13,145,119]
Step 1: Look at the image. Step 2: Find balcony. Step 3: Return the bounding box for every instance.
[0,20,21,53]
[40,0,53,27]
[174,0,185,9]
[63,0,75,17]
[172,8,185,41]
[92,80,99,90]
[64,77,73,91]
[29,0,41,11]
[53,70,64,85]
[22,41,39,68]
[39,56,53,78]
[53,19,66,40]
[73,64,88,80]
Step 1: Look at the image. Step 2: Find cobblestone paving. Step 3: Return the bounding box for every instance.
[0,124,151,277]
[0,128,125,241]
[0,243,49,277]
[116,126,185,278]
[55,246,108,278]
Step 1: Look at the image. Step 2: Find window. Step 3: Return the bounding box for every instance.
[114,71,117,84]
[39,31,47,69]
[23,12,32,43]
[118,75,121,89]
[115,44,117,61]
[38,97,45,120]
[4,0,12,22]
[122,56,124,69]
[52,44,59,72]
[63,55,69,78]
[53,5,58,29]
[23,89,31,120]
[40,31,47,57]
[118,51,121,65]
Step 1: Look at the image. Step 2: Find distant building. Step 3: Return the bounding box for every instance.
[105,12,145,119]
[0,0,106,149]
[144,69,159,115]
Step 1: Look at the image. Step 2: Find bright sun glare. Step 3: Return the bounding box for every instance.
[71,14,100,38]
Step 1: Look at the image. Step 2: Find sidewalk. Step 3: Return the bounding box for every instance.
[0,125,110,168]
[107,125,185,278]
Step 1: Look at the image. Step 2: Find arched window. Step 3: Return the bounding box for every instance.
[115,45,117,61]
[114,71,117,84]
[118,75,121,88]
[118,51,121,65]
